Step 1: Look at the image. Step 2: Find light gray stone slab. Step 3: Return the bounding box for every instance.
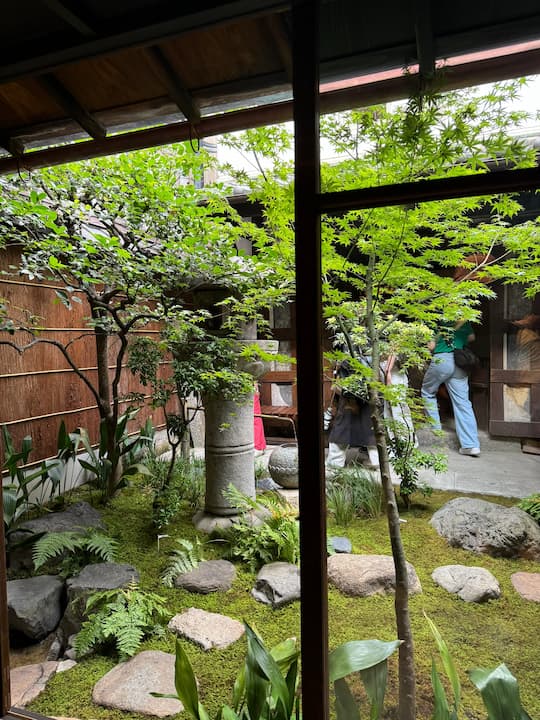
[251,561,301,608]
[174,559,236,593]
[10,661,58,707]
[432,564,500,602]
[511,572,540,601]
[168,608,244,650]
[328,554,422,597]
[92,651,182,717]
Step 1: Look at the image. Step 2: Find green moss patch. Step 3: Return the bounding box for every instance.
[27,486,540,719]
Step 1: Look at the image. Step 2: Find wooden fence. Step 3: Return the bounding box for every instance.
[0,244,171,467]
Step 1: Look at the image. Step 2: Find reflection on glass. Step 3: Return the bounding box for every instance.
[503,384,531,422]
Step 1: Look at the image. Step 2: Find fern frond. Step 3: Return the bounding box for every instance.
[84,531,119,561]
[32,531,82,570]
[74,610,107,655]
[74,581,169,659]
[161,538,203,588]
[115,622,145,659]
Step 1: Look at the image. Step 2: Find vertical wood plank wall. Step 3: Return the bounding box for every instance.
[0,244,170,465]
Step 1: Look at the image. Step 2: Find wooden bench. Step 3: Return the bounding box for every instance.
[257,370,297,437]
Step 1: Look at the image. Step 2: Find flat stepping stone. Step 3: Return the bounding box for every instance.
[10,661,58,707]
[511,572,540,601]
[329,536,352,554]
[8,575,64,640]
[168,608,244,650]
[432,565,500,602]
[430,498,540,559]
[251,562,301,608]
[92,651,182,717]
[328,554,422,597]
[174,559,236,593]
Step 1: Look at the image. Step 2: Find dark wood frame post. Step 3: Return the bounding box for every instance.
[292,2,329,719]
[0,490,11,715]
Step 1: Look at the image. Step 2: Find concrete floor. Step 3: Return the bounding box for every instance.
[259,424,539,501]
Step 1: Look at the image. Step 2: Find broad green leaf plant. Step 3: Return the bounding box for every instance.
[153,623,401,720]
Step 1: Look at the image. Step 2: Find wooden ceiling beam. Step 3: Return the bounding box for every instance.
[40,0,97,37]
[2,46,540,175]
[145,46,201,123]
[319,166,540,214]
[0,2,289,85]
[38,73,107,139]
[0,134,24,157]
[264,13,293,82]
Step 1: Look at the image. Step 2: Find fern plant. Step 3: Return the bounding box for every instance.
[75,580,169,660]
[221,485,300,572]
[32,528,118,576]
[161,538,204,588]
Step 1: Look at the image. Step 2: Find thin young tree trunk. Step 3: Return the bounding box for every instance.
[365,261,416,720]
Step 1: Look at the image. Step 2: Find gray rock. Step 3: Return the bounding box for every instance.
[9,502,104,571]
[8,575,64,640]
[511,572,540,602]
[430,498,540,559]
[328,554,422,597]
[60,562,139,639]
[47,637,63,661]
[168,608,244,650]
[174,559,236,593]
[251,562,301,608]
[10,661,58,707]
[56,659,77,673]
[329,536,352,554]
[432,564,500,602]
[92,651,182,717]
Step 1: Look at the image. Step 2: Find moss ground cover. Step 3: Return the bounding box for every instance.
[26,482,539,720]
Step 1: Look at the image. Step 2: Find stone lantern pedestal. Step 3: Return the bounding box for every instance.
[193,339,278,533]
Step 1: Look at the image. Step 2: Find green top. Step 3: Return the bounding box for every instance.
[433,321,474,354]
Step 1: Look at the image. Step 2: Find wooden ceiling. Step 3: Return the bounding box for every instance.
[1,1,540,174]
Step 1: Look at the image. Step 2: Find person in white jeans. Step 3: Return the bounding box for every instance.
[382,354,418,447]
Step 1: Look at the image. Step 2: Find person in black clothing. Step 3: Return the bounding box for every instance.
[325,360,378,471]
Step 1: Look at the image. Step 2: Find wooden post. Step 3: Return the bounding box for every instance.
[0,489,11,715]
[292,2,329,720]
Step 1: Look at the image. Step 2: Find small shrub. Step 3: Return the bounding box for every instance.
[75,580,169,660]
[517,493,540,523]
[144,453,206,529]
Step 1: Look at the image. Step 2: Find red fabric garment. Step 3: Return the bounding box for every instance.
[253,390,266,451]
